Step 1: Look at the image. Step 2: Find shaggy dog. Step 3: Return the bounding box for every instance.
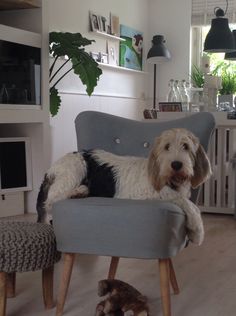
[36,128,212,244]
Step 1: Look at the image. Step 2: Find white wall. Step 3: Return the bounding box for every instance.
[49,0,149,162]
[148,0,192,102]
[49,0,192,163]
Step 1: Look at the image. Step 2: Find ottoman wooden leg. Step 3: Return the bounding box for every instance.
[0,272,7,316]
[42,266,54,309]
[7,272,16,298]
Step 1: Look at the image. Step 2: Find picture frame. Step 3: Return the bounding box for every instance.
[101,52,108,64]
[99,15,107,33]
[90,11,100,31]
[110,13,120,36]
[158,102,182,112]
[90,52,101,62]
[107,40,117,66]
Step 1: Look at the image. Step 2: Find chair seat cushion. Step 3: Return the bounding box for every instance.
[52,197,187,259]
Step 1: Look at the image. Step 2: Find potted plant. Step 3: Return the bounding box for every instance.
[49,31,102,116]
[212,61,236,108]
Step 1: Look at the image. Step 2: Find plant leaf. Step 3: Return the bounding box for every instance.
[71,52,102,95]
[50,87,61,117]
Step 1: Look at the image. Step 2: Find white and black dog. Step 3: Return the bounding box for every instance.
[37,128,212,245]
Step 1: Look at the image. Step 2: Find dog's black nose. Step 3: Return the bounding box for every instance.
[171,161,183,171]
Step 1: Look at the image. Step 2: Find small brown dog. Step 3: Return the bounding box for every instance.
[95,279,149,316]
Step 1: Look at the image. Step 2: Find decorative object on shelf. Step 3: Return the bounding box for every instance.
[143,35,171,119]
[203,74,222,111]
[101,52,108,64]
[107,40,118,65]
[110,13,120,36]
[0,83,9,104]
[89,11,101,32]
[204,0,235,53]
[49,32,102,116]
[190,64,205,88]
[158,102,182,112]
[99,15,107,33]
[119,24,143,71]
[225,30,236,60]
[90,52,101,62]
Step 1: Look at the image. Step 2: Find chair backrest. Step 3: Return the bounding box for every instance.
[75,111,216,201]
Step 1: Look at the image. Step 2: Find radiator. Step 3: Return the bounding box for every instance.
[199,127,236,214]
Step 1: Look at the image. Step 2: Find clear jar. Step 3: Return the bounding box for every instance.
[167,79,177,102]
[179,80,190,111]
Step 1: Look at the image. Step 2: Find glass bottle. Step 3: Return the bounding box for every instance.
[167,79,177,102]
[0,84,9,104]
[174,80,183,102]
[179,79,190,111]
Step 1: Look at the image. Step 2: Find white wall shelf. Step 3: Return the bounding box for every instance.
[98,62,147,74]
[91,30,125,42]
[0,24,41,48]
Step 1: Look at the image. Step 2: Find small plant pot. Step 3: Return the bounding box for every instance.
[218,94,235,108]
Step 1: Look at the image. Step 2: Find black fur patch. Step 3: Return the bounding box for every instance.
[36,174,55,222]
[82,151,116,197]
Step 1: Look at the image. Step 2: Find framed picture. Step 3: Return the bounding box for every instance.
[110,13,120,36]
[90,52,101,62]
[90,11,100,31]
[107,40,117,65]
[119,24,143,71]
[158,102,182,112]
[99,15,107,33]
[101,53,108,64]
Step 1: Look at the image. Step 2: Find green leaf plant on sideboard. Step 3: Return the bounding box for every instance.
[49,32,103,116]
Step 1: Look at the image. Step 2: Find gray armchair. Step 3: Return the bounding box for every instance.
[52,111,215,316]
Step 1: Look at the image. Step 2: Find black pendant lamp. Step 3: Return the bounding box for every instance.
[147,35,171,64]
[204,0,235,53]
[225,30,236,60]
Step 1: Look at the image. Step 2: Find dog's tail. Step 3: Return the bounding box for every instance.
[36,174,55,223]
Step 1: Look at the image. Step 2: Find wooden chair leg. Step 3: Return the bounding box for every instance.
[108,257,120,279]
[7,272,16,298]
[0,272,7,316]
[159,259,171,316]
[56,253,76,316]
[42,266,54,309]
[168,259,180,295]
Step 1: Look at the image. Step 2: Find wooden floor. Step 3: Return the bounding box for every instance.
[1,213,236,316]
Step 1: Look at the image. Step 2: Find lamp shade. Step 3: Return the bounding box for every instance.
[225,30,236,60]
[204,17,235,53]
[147,35,171,64]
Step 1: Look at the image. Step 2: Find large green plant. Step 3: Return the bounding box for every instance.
[49,32,102,116]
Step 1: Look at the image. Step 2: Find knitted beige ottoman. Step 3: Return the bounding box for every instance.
[0,221,61,316]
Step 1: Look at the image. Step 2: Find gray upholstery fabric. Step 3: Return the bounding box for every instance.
[53,198,186,259]
[0,222,61,273]
[52,111,215,259]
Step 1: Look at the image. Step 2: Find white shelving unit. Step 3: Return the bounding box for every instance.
[0,0,50,216]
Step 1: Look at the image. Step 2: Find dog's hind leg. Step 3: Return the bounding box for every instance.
[36,174,55,223]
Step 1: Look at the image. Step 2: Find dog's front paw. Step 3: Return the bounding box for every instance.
[187,223,204,245]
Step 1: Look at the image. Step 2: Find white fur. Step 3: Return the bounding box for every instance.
[39,128,212,245]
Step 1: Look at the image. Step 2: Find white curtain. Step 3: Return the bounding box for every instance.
[192,0,236,25]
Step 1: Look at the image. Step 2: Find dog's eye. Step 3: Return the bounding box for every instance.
[164,143,170,151]
[183,143,189,150]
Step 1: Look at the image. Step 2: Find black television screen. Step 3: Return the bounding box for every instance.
[0,138,32,192]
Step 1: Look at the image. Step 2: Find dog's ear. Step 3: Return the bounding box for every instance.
[148,138,166,191]
[191,144,212,188]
